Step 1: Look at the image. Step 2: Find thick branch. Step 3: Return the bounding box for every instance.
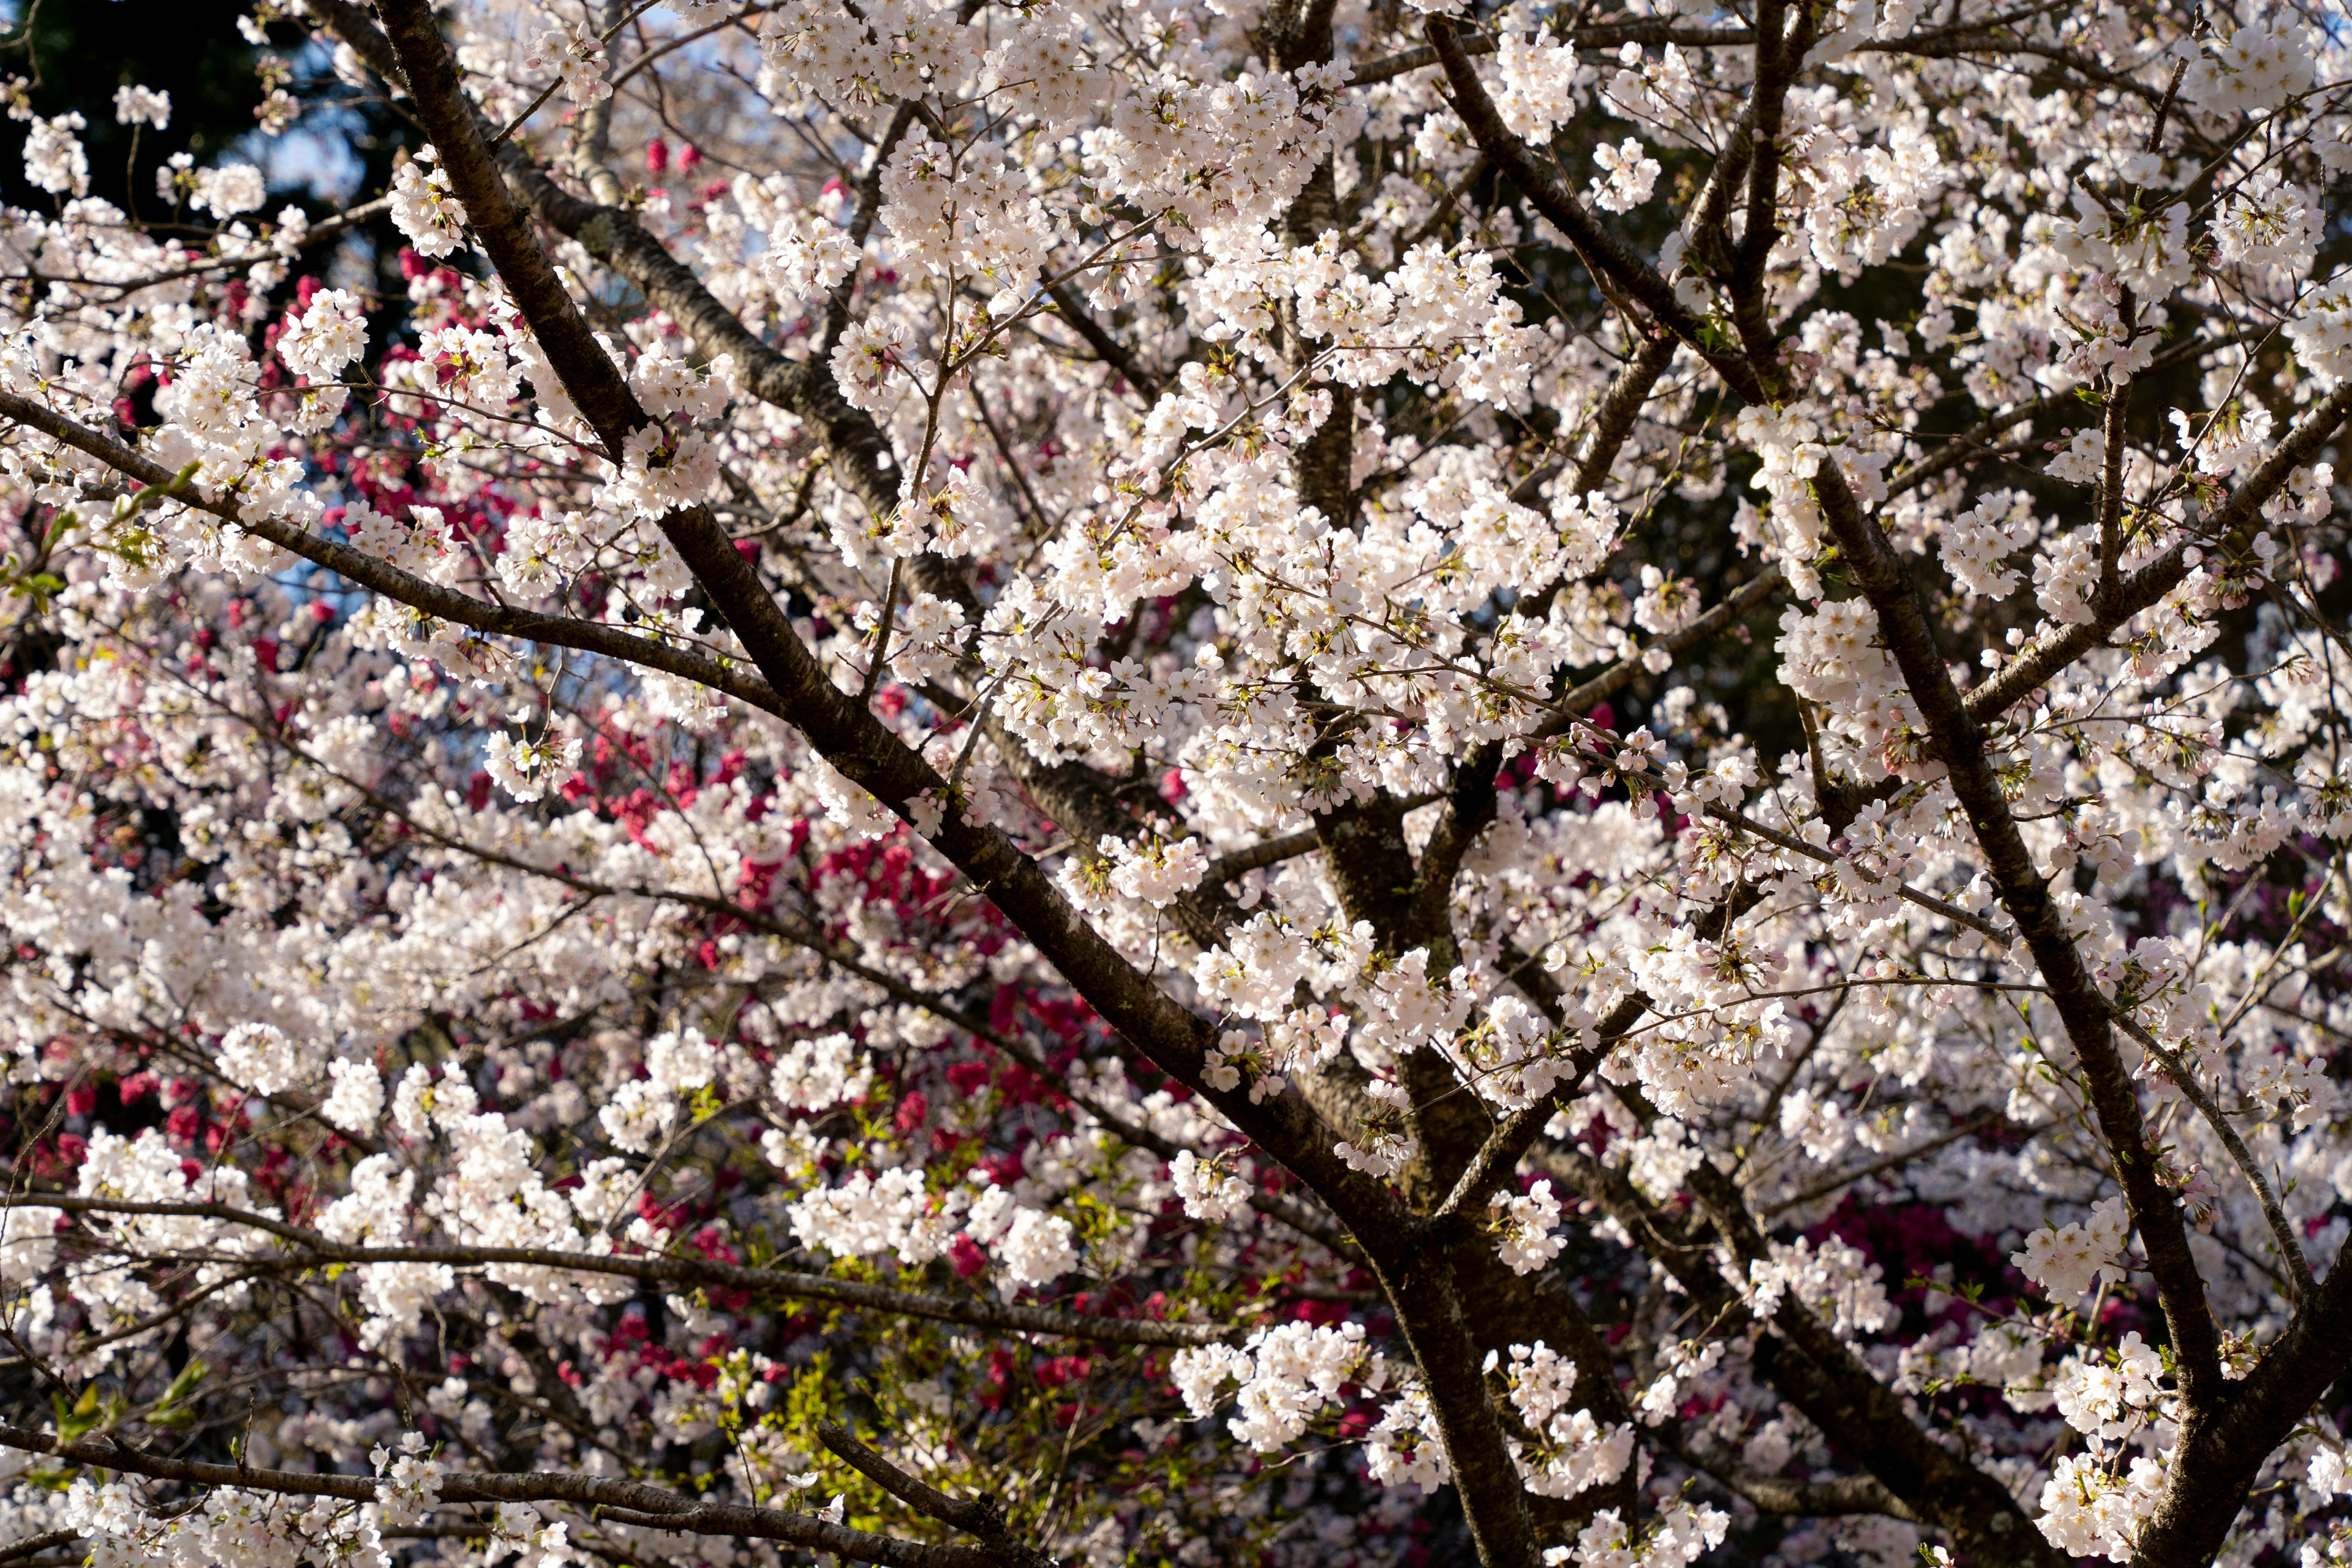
[356,0,1411,1243]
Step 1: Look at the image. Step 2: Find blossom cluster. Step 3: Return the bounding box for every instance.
[4,1,2352,1565]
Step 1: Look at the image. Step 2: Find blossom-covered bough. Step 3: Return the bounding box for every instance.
[4,0,2352,1562]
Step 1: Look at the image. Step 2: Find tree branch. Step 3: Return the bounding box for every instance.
[2109,1009,2314,1300]
[353,0,1415,1246]
[0,1424,1016,1568]
[817,1423,1054,1568]
[0,391,787,715]
[3,1194,1234,1348]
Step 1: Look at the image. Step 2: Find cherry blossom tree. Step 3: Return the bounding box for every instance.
[1,0,2351,1564]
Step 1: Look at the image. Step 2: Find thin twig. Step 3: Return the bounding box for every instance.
[2108,1010,2314,1302]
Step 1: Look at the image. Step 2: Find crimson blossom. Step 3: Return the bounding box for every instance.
[2,0,2351,1566]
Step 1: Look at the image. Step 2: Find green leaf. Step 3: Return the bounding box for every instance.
[54,1384,102,1441]
[148,1357,209,1425]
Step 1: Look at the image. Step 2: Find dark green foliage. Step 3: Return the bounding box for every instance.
[0,0,258,212]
